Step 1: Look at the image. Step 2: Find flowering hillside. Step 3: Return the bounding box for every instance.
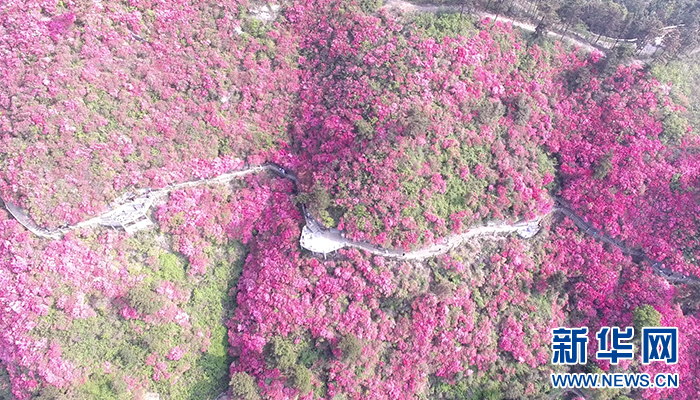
[289,3,558,249]
[0,0,299,227]
[1,0,700,399]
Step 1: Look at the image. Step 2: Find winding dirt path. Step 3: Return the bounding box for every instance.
[3,164,698,285]
[384,1,682,62]
[2,165,275,239]
[552,198,700,285]
[382,0,602,54]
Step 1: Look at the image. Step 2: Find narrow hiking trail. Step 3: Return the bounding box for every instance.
[3,163,699,285]
[3,165,273,239]
[300,206,543,260]
[382,0,602,54]
[383,0,685,62]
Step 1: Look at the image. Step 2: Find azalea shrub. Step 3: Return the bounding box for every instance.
[1,0,700,399]
[0,207,248,399]
[289,2,558,249]
[0,0,298,228]
[229,212,568,399]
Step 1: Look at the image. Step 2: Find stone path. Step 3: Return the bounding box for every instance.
[3,163,697,285]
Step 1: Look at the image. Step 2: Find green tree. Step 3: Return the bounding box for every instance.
[359,0,382,14]
[655,30,683,63]
[593,151,614,180]
[633,304,662,336]
[660,109,689,144]
[475,98,506,125]
[230,372,260,400]
[289,365,313,394]
[582,1,627,44]
[126,286,164,315]
[632,16,663,54]
[157,253,186,282]
[268,337,300,371]
[0,367,12,400]
[679,8,700,55]
[354,118,374,140]
[404,105,431,138]
[338,334,363,363]
[536,0,562,25]
[510,93,532,125]
[557,0,583,39]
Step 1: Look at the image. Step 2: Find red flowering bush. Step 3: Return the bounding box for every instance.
[549,60,700,280]
[289,1,558,249]
[1,0,700,398]
[0,0,298,228]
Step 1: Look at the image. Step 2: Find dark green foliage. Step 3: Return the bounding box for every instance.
[670,173,682,193]
[651,58,700,128]
[412,13,478,39]
[430,374,503,400]
[633,304,662,336]
[178,248,242,399]
[72,373,121,400]
[593,151,614,180]
[157,253,187,282]
[294,181,337,226]
[660,111,689,144]
[267,337,300,371]
[535,147,558,189]
[32,386,66,400]
[597,44,637,74]
[432,280,456,299]
[475,98,506,125]
[338,334,363,363]
[242,17,269,39]
[229,372,260,400]
[533,22,549,44]
[312,181,332,212]
[501,380,527,399]
[117,347,138,367]
[142,323,181,355]
[0,367,13,400]
[510,93,532,125]
[582,364,625,400]
[403,105,432,138]
[297,338,330,368]
[354,118,375,140]
[289,365,313,394]
[516,53,537,74]
[429,174,483,222]
[581,1,627,40]
[429,361,552,400]
[109,377,128,395]
[358,0,382,14]
[127,286,164,315]
[564,66,592,92]
[26,242,246,400]
[546,271,567,293]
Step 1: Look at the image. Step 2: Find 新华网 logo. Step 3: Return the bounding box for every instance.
[552,327,589,364]
[596,327,634,364]
[551,326,678,365]
[641,328,678,365]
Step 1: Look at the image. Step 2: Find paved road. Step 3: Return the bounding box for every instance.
[382,0,601,53]
[301,210,543,260]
